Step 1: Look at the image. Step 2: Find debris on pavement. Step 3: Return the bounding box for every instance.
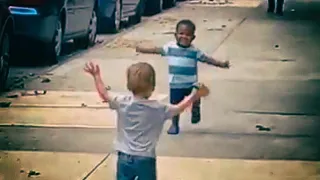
[207,27,224,31]
[105,86,111,90]
[153,16,177,24]
[81,103,87,107]
[256,125,271,132]
[188,0,231,5]
[274,44,280,49]
[222,24,227,28]
[106,37,153,49]
[162,31,175,35]
[281,59,296,62]
[41,77,51,83]
[20,169,25,173]
[21,90,47,96]
[28,170,41,177]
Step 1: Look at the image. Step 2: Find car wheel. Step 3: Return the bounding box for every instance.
[0,31,10,92]
[163,0,176,9]
[44,18,63,65]
[74,10,98,49]
[144,0,163,16]
[128,0,145,25]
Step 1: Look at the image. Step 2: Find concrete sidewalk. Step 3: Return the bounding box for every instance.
[1,0,320,179]
[0,151,319,180]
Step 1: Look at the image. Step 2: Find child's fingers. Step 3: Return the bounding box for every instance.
[96,64,100,73]
[89,62,95,70]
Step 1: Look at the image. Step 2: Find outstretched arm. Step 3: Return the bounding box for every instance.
[136,45,163,54]
[199,54,230,68]
[93,75,111,103]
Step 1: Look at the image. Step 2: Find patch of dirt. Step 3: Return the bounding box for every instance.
[105,38,153,49]
[153,16,178,25]
[188,0,231,5]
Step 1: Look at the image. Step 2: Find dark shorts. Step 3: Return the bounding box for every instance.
[170,88,201,119]
[117,151,156,180]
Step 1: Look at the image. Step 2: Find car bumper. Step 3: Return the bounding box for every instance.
[9,6,58,43]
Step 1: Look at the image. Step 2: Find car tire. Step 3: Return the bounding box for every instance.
[163,0,176,9]
[0,30,11,92]
[128,0,145,25]
[144,0,163,16]
[44,18,63,65]
[74,9,98,49]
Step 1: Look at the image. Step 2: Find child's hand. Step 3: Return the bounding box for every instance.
[221,60,230,68]
[84,62,101,77]
[193,83,210,97]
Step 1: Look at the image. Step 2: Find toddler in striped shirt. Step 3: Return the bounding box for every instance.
[136,19,230,135]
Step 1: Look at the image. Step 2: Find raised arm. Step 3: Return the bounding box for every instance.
[93,75,111,102]
[84,62,111,103]
[136,44,163,55]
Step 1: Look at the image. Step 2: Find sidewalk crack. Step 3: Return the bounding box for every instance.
[82,153,111,180]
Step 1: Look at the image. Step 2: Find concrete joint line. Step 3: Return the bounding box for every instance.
[82,153,111,180]
[233,110,320,117]
[5,104,110,109]
[0,124,114,129]
[212,17,247,54]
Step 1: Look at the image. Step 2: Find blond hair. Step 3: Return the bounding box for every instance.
[126,62,156,95]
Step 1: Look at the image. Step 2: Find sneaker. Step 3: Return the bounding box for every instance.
[191,115,200,124]
[275,10,283,16]
[267,8,274,13]
[167,125,180,135]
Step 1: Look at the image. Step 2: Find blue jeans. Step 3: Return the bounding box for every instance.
[117,151,157,180]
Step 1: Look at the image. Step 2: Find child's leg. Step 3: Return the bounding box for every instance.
[185,87,201,124]
[117,152,137,180]
[191,99,201,124]
[167,88,187,135]
[135,156,157,180]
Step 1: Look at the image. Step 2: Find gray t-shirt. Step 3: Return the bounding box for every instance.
[108,93,172,158]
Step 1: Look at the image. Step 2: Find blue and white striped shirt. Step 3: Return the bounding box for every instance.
[162,41,209,89]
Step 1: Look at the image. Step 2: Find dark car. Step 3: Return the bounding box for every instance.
[97,0,175,33]
[97,0,145,33]
[0,1,14,92]
[9,0,98,64]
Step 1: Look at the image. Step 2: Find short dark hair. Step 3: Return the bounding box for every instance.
[176,19,196,33]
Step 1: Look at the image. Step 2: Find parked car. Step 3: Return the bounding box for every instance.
[97,0,176,33]
[144,0,176,15]
[97,0,145,33]
[9,0,98,64]
[0,1,14,92]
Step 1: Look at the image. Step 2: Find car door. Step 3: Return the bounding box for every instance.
[122,0,139,17]
[73,0,93,33]
[65,0,77,35]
